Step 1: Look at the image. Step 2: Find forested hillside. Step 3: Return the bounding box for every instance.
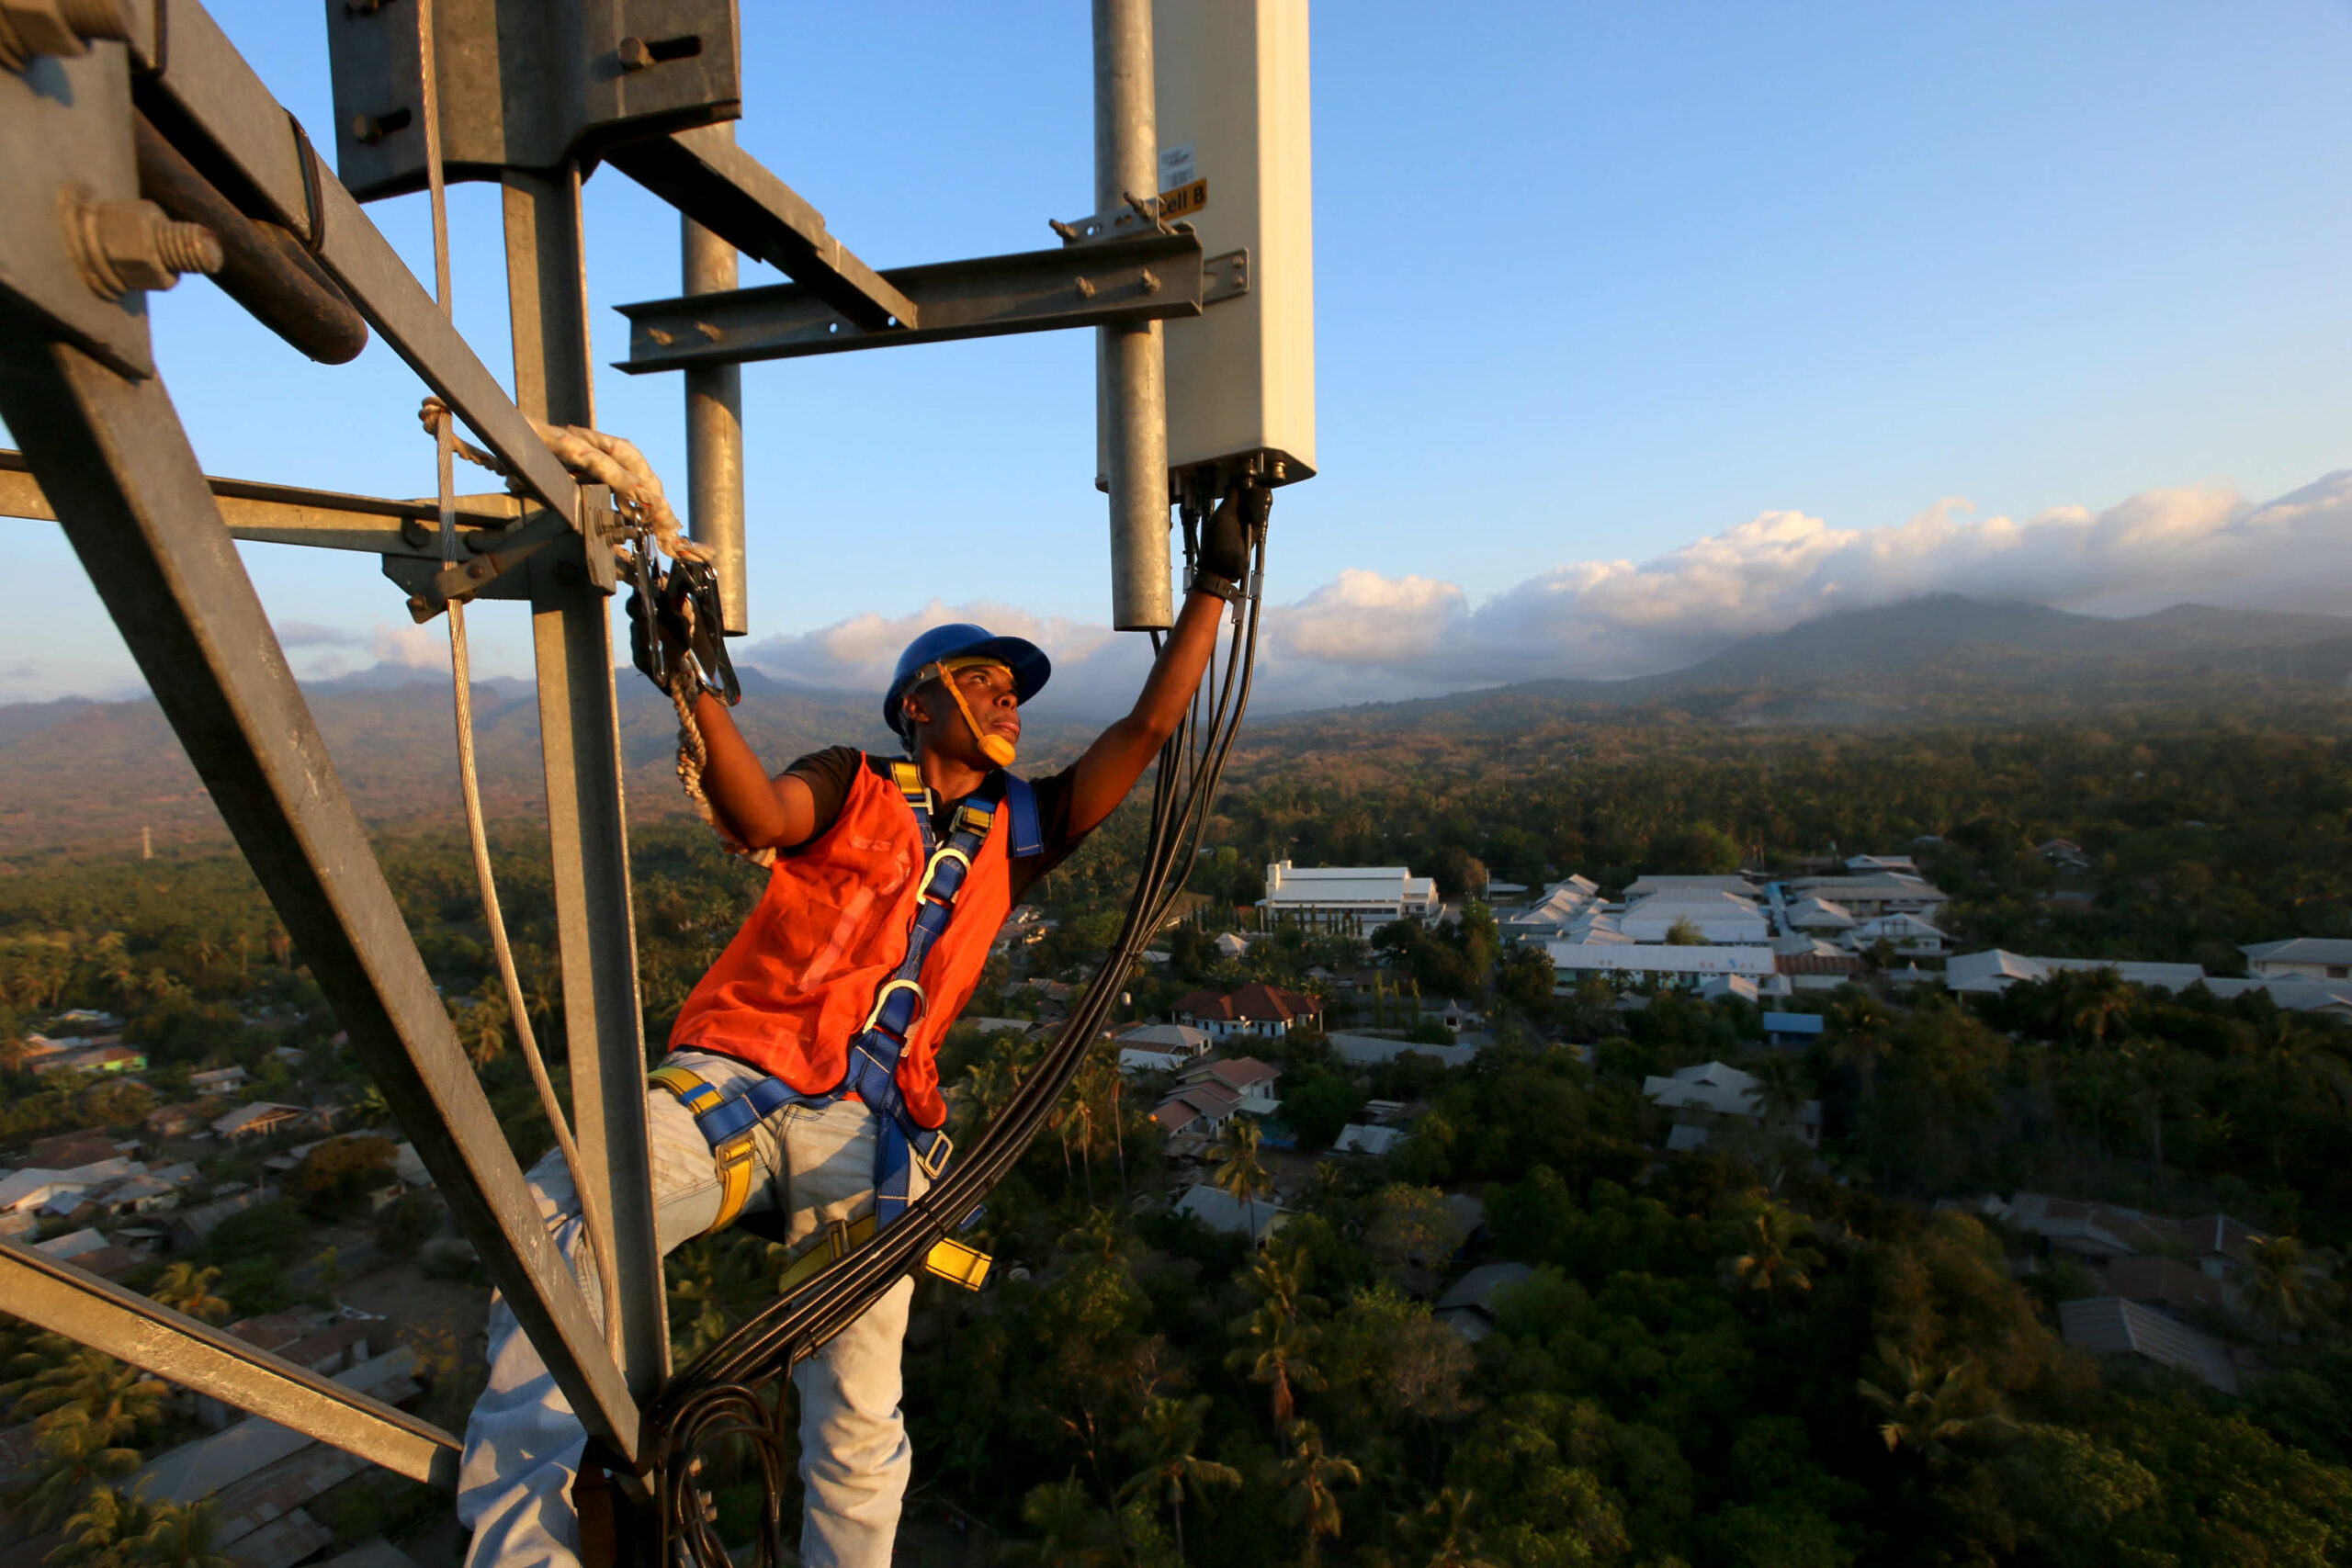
[5,696,2352,1563]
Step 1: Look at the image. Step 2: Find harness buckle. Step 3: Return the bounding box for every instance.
[912,1129,954,1179]
[915,844,974,904]
[863,976,927,1036]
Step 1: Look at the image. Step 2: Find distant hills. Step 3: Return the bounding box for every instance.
[6,595,2347,855]
[1246,595,2352,739]
[0,665,1098,860]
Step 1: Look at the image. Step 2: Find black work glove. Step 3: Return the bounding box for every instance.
[1196,480,1268,592]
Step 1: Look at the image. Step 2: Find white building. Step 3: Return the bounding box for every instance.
[1616,887,1772,945]
[1945,951,2205,995]
[1845,854,1918,874]
[1499,875,1602,944]
[2241,939,2352,982]
[1848,912,1948,956]
[1785,897,1856,936]
[1116,1023,1215,1075]
[1261,862,1441,930]
[1173,1182,1288,1245]
[1548,942,1778,990]
[1642,1060,1822,1147]
[1787,873,1951,919]
[1621,874,1757,899]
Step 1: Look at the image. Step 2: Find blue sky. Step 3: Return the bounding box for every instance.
[7,2,2352,711]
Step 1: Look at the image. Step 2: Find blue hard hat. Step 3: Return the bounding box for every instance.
[884,623,1052,739]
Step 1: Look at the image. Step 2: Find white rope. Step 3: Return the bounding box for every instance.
[415,396,771,870]
[415,0,621,1361]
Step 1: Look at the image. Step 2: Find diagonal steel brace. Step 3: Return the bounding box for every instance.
[0,331,641,1465]
[0,1239,461,1490]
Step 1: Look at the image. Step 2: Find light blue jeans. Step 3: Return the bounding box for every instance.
[457,1049,921,1568]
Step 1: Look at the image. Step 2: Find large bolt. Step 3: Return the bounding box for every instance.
[61,186,223,300]
[0,0,130,71]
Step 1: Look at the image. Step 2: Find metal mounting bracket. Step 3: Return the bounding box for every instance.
[615,231,1206,373]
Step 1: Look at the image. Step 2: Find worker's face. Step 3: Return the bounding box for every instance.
[907,663,1019,763]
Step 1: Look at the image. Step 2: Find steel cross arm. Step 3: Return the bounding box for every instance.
[615,231,1205,373]
[605,126,917,333]
[0,335,642,1465]
[0,447,525,557]
[0,1238,461,1490]
[119,0,578,525]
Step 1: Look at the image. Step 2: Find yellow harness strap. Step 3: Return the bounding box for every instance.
[650,1065,758,1237]
[774,1213,992,1295]
[650,1063,992,1290]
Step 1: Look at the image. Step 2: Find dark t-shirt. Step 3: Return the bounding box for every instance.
[782,747,1085,903]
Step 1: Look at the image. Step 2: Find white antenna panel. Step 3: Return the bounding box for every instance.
[1154,0,1317,484]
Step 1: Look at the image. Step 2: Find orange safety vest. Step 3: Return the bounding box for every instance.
[668,757,1016,1129]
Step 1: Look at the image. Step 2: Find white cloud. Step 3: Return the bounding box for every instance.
[733,468,2352,714]
[370,619,451,671]
[738,598,1151,718]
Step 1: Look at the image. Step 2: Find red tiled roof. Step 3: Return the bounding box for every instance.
[1775,953,1867,976]
[1151,1080,1243,1128]
[1173,983,1322,1024]
[1188,1057,1278,1092]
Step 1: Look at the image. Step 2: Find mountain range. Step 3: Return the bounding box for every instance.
[4,595,2346,856]
[1246,595,2352,738]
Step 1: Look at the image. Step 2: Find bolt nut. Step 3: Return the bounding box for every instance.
[616,33,652,71]
[0,0,130,70]
[61,186,222,300]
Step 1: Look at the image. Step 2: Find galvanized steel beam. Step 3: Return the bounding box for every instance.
[1093,0,1173,631]
[504,166,672,1398]
[0,446,523,555]
[123,0,579,522]
[0,333,641,1463]
[0,1239,460,1490]
[615,231,1204,374]
[682,183,747,636]
[606,124,916,333]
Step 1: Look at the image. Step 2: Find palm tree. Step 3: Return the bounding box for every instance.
[10,1407,141,1530]
[50,1483,158,1568]
[150,1263,230,1324]
[1723,1202,1826,1314]
[1207,1117,1274,1240]
[1855,1339,2006,1462]
[1240,1240,1319,1324]
[1746,1055,1811,1129]
[136,1496,236,1568]
[2064,967,2133,1049]
[1274,1420,1361,1565]
[1115,1394,1241,1562]
[1399,1488,1502,1568]
[2240,1235,2333,1341]
[458,990,509,1069]
[1057,1207,1136,1265]
[6,1348,164,1438]
[1830,997,1894,1086]
[1005,1475,1120,1567]
[1227,1303,1326,1431]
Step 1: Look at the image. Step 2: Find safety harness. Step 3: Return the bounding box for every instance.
[650,759,1042,1291]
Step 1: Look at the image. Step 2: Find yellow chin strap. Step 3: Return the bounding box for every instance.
[931,656,1017,766]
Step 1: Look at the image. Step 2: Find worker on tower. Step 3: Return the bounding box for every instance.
[458,484,1265,1568]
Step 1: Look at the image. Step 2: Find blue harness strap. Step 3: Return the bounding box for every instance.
[1001,773,1043,859]
[657,761,1014,1235]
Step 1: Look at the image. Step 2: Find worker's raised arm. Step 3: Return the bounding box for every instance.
[1063,485,1267,835]
[689,691,821,850]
